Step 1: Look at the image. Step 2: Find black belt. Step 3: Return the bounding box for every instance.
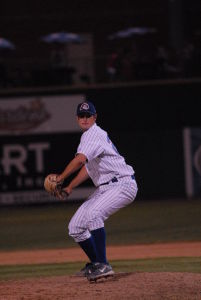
[100,175,135,186]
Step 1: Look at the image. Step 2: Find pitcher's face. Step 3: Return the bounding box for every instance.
[77,113,97,131]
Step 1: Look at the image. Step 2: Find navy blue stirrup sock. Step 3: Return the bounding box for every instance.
[78,237,97,263]
[91,227,107,264]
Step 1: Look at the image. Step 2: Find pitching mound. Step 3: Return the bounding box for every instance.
[1,272,201,299]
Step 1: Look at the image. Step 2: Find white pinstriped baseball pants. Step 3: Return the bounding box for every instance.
[68,177,138,242]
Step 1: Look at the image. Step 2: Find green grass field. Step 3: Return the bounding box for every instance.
[1,257,201,280]
[0,198,201,251]
[0,198,201,280]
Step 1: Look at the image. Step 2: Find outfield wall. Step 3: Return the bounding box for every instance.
[0,79,200,204]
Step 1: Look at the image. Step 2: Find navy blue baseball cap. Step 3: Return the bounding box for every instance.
[76,101,96,116]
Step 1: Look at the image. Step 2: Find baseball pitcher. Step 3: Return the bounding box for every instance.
[44,100,138,281]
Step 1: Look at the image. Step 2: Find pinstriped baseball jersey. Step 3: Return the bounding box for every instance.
[77,123,134,186]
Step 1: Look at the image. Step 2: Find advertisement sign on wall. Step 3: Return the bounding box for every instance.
[0,94,94,205]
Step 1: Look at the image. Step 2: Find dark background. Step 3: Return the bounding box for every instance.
[0,1,201,201]
[1,80,200,199]
[0,0,201,84]
[0,1,200,45]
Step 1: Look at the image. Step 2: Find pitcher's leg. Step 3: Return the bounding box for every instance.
[68,188,102,242]
[91,227,107,263]
[68,202,98,264]
[68,182,137,276]
[86,182,137,231]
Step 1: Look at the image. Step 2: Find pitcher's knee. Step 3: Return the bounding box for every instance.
[68,220,90,242]
[68,220,78,238]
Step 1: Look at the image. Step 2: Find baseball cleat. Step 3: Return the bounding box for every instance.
[75,262,93,277]
[86,262,114,282]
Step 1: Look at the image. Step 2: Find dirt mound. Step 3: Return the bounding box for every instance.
[1,272,201,300]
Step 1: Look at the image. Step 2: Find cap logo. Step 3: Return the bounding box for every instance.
[80,102,89,111]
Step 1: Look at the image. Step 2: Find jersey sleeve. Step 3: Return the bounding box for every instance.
[77,131,103,161]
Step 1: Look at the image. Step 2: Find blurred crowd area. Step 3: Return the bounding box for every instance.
[104,38,201,83]
[0,0,200,88]
[0,36,201,89]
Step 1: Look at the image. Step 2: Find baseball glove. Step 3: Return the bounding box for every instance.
[44,174,69,200]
